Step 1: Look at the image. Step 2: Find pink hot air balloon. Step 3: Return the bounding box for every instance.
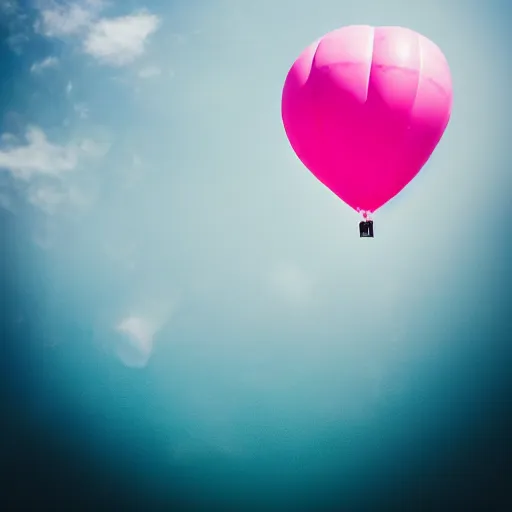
[281,25,453,237]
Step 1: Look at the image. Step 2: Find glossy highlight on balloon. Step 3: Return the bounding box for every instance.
[281,25,453,215]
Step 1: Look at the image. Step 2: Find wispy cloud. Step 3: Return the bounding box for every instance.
[0,126,78,180]
[1,0,30,54]
[114,302,173,368]
[114,315,156,368]
[35,2,160,67]
[73,102,89,119]
[0,126,109,214]
[84,13,160,66]
[27,183,90,214]
[0,0,18,16]
[35,0,104,37]
[30,55,59,73]
[138,64,161,78]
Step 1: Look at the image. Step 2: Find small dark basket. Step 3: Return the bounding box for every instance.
[359,220,374,238]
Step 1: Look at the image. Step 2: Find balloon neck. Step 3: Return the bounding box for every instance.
[357,208,372,221]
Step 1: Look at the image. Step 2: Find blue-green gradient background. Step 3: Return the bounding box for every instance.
[1,0,511,510]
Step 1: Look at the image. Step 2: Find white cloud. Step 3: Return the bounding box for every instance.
[137,64,161,78]
[35,2,159,67]
[78,138,109,157]
[1,0,30,54]
[7,33,28,54]
[73,102,89,119]
[115,316,154,368]
[114,314,162,368]
[0,126,110,181]
[109,294,176,368]
[84,13,160,66]
[36,0,104,37]
[28,185,63,213]
[27,184,89,214]
[0,126,78,180]
[0,126,109,214]
[30,56,59,73]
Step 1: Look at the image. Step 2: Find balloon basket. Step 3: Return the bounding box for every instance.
[359,220,374,238]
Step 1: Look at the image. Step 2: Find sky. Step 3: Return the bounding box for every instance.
[1,0,511,510]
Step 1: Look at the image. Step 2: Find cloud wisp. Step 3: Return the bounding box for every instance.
[0,126,109,213]
[35,0,104,37]
[0,126,77,180]
[113,300,174,369]
[35,2,160,67]
[84,13,160,66]
[30,55,59,73]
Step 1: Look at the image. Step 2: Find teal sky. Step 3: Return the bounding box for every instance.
[1,0,511,509]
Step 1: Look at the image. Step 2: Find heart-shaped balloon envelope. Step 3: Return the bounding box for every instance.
[281,25,453,215]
